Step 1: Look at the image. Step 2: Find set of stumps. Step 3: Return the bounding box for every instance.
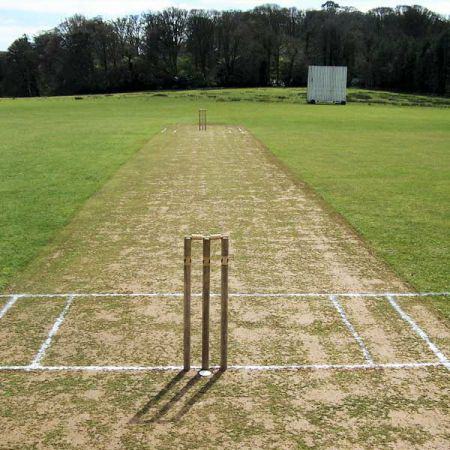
[183,234,229,377]
[198,109,207,131]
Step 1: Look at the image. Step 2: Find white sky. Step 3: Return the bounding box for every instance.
[1,1,449,50]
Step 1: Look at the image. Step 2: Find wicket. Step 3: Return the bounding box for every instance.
[198,109,207,131]
[183,234,229,374]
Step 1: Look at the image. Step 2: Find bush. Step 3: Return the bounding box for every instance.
[349,93,371,100]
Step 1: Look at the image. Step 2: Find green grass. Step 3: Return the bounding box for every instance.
[0,96,175,286]
[0,89,449,316]
[163,86,450,108]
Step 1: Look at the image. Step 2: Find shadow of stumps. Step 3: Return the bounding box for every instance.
[129,369,224,424]
[172,370,223,421]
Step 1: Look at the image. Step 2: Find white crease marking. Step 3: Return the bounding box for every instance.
[228,362,442,370]
[0,362,443,372]
[30,295,76,368]
[0,292,448,299]
[329,295,374,364]
[0,295,22,319]
[386,295,450,370]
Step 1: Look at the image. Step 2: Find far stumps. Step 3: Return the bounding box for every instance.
[198,109,207,131]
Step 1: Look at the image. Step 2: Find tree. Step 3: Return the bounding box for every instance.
[252,5,287,85]
[436,30,450,94]
[0,5,448,96]
[34,31,64,95]
[216,11,246,86]
[186,10,216,83]
[322,2,340,11]
[143,7,187,83]
[4,36,39,97]
[0,52,7,95]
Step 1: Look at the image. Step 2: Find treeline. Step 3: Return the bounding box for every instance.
[0,2,449,97]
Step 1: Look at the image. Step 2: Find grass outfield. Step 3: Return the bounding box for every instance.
[1,89,449,314]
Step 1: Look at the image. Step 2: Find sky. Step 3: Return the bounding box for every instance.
[0,1,449,51]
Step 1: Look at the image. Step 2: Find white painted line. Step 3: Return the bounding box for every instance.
[232,292,450,298]
[161,128,167,133]
[0,293,185,298]
[0,365,184,372]
[386,295,450,370]
[30,295,76,368]
[0,292,448,299]
[0,295,22,319]
[0,366,33,371]
[228,362,442,370]
[13,293,185,298]
[0,362,443,372]
[329,295,374,364]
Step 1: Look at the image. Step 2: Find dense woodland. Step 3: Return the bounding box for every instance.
[0,2,449,97]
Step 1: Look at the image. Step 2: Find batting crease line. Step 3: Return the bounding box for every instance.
[329,295,374,364]
[0,292,448,299]
[0,295,23,319]
[30,295,76,368]
[227,362,442,370]
[386,295,450,371]
[0,362,443,372]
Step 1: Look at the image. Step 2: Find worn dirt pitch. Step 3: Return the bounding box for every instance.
[1,125,449,449]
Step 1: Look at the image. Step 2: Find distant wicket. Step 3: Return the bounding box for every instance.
[183,234,229,374]
[198,109,207,131]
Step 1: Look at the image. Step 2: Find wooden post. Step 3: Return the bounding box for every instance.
[201,237,211,370]
[198,109,207,131]
[220,236,229,370]
[183,237,192,371]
